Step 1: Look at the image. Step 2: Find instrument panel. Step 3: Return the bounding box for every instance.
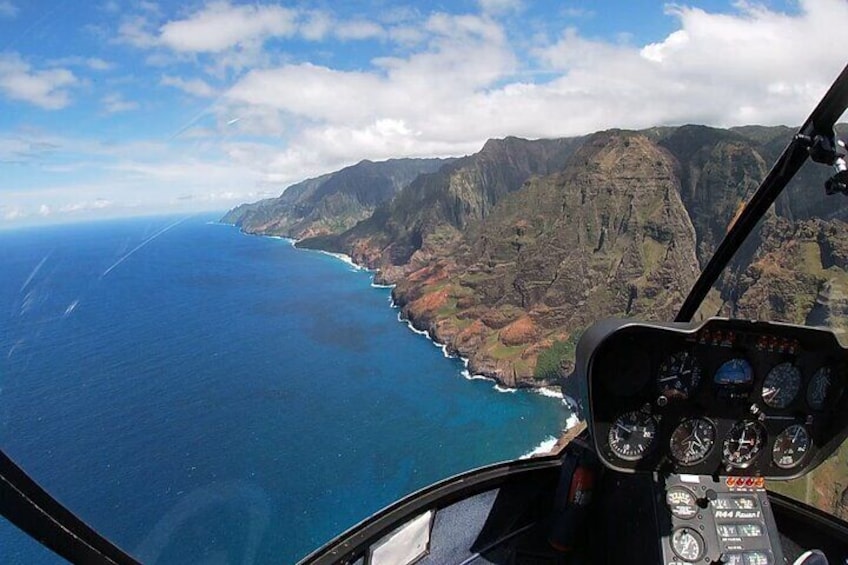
[577,318,848,478]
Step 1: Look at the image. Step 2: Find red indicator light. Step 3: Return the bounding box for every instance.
[745,477,756,487]
[726,477,736,487]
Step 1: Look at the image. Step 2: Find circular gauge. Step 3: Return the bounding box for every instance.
[671,527,704,561]
[608,410,657,461]
[761,362,802,409]
[670,418,716,466]
[666,487,699,519]
[807,366,833,410]
[657,351,702,400]
[722,420,765,469]
[773,424,811,470]
[714,358,754,386]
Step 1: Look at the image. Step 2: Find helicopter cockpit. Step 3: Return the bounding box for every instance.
[4,52,848,565]
[578,317,848,565]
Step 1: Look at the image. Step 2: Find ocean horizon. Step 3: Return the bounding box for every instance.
[0,213,570,563]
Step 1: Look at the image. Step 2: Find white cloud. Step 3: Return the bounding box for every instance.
[86,57,114,71]
[301,10,332,41]
[101,93,139,113]
[160,75,216,97]
[38,204,51,217]
[3,205,24,220]
[116,15,159,48]
[208,0,848,198]
[7,1,848,226]
[158,1,297,53]
[478,0,523,15]
[0,0,17,18]
[59,199,113,213]
[0,53,77,109]
[47,56,115,71]
[335,19,384,41]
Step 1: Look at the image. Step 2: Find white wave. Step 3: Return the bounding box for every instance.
[64,299,79,317]
[398,313,430,337]
[494,384,518,393]
[534,387,564,400]
[370,279,395,289]
[460,370,490,382]
[20,252,51,292]
[102,216,190,277]
[7,339,24,359]
[520,435,558,459]
[564,412,581,430]
[19,289,40,316]
[313,249,367,271]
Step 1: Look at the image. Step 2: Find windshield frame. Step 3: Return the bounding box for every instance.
[675,62,848,323]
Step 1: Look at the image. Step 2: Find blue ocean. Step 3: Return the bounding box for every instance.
[0,214,569,564]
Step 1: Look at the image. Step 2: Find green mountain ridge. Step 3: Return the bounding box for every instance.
[224,124,848,389]
[222,157,452,239]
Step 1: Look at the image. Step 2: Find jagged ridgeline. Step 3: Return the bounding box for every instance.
[224,125,848,389]
[222,157,453,239]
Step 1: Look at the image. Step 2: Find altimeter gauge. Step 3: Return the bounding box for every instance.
[670,418,716,466]
[722,420,765,469]
[772,424,810,470]
[608,410,657,461]
[657,351,702,400]
[762,362,801,409]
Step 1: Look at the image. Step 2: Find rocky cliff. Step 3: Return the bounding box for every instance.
[222,157,451,239]
[225,124,848,389]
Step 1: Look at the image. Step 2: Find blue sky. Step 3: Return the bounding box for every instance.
[0,0,845,227]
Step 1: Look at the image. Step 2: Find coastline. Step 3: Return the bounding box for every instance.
[226,221,579,452]
[226,222,556,393]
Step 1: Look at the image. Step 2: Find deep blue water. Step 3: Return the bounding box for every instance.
[0,214,569,564]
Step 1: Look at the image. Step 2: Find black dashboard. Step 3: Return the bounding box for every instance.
[577,318,848,478]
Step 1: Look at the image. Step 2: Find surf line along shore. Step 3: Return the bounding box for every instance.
[230,223,581,454]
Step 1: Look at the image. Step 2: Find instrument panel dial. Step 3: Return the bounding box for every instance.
[772,424,810,469]
[671,527,704,562]
[714,358,754,386]
[608,410,657,461]
[666,487,699,519]
[761,362,801,409]
[657,351,702,400]
[669,418,716,466]
[722,420,765,469]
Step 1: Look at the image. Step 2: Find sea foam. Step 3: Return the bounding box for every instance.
[520,435,558,459]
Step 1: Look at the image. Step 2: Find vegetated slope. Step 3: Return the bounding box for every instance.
[298,125,848,388]
[226,125,848,389]
[299,136,586,281]
[222,157,451,239]
[386,131,701,386]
